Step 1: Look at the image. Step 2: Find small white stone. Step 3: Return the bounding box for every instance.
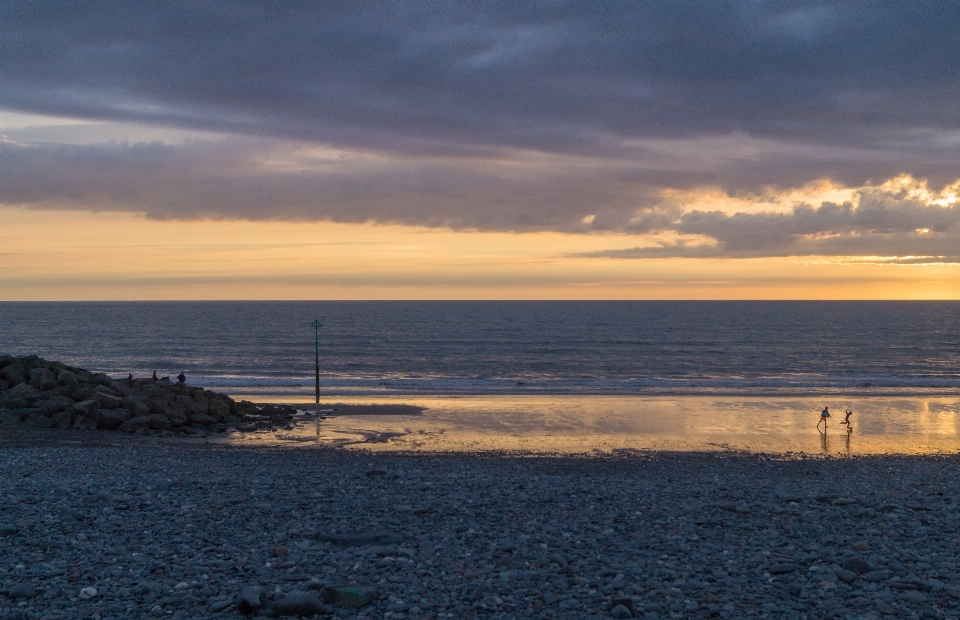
[175,581,189,589]
[78,586,97,599]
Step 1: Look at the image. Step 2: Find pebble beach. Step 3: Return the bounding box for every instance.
[3,427,960,620]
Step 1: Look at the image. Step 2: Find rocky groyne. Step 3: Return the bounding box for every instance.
[0,355,294,434]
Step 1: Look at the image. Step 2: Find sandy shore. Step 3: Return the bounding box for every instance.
[2,424,960,620]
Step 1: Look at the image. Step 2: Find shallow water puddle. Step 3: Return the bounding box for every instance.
[223,395,960,455]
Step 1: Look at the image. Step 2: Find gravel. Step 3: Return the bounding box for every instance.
[2,442,960,620]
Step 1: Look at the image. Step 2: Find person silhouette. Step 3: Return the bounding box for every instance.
[840,409,853,430]
[177,372,186,384]
[817,406,831,431]
[152,370,158,381]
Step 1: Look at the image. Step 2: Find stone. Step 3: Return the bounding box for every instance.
[271,544,290,558]
[8,583,36,599]
[121,397,151,417]
[57,370,80,388]
[73,416,96,430]
[236,585,262,616]
[835,569,858,584]
[147,413,173,429]
[900,590,927,604]
[32,397,74,416]
[0,523,18,535]
[118,416,153,433]
[208,398,230,421]
[841,557,871,574]
[24,412,54,428]
[160,402,188,426]
[852,541,870,551]
[273,590,326,616]
[51,410,73,429]
[861,570,892,583]
[1,363,26,386]
[188,412,217,425]
[93,391,124,408]
[769,563,799,575]
[94,408,132,430]
[322,585,377,608]
[611,603,634,619]
[78,586,98,599]
[29,367,58,391]
[72,399,101,417]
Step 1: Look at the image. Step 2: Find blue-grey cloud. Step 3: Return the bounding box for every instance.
[2,0,960,253]
[577,188,960,261]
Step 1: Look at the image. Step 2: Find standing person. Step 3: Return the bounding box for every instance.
[817,406,831,431]
[177,372,186,384]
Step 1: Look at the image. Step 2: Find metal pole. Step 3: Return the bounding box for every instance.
[311,320,322,404]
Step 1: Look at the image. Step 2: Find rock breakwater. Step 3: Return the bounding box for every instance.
[0,355,294,435]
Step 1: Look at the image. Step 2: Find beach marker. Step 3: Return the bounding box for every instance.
[311,320,322,404]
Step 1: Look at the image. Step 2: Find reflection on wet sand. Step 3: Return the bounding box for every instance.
[224,395,960,455]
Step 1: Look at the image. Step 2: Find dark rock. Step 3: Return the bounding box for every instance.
[1,364,26,386]
[273,590,326,616]
[51,410,73,429]
[148,414,173,430]
[24,413,54,428]
[316,531,403,546]
[861,570,893,582]
[57,370,79,388]
[72,399,101,417]
[92,391,124,408]
[611,603,633,619]
[769,563,799,575]
[94,408,132,430]
[72,416,96,430]
[121,397,151,417]
[0,523,18,535]
[900,590,927,604]
[835,569,858,584]
[118,416,153,433]
[187,412,216,425]
[8,583,37,599]
[841,557,871,574]
[208,398,230,421]
[889,581,918,590]
[236,585,262,616]
[271,545,289,558]
[29,367,58,391]
[32,397,74,416]
[321,585,377,608]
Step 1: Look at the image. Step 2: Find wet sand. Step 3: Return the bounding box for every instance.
[226,394,960,455]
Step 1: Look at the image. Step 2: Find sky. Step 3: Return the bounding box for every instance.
[2,1,959,300]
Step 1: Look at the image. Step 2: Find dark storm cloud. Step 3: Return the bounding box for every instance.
[2,0,960,253]
[3,1,960,159]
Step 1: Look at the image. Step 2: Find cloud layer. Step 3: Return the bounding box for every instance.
[2,1,960,258]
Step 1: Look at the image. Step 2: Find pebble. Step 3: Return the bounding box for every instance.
[7,583,36,599]
[1,445,960,619]
[78,586,97,599]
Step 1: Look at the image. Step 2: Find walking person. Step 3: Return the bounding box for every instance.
[817,406,831,431]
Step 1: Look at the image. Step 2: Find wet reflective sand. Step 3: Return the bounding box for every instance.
[223,394,960,455]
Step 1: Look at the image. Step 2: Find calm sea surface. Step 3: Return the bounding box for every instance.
[1,301,959,399]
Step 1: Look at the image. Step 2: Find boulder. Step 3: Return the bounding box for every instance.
[121,397,151,417]
[73,416,97,430]
[148,414,173,430]
[94,408,132,430]
[0,364,26,386]
[24,413,54,428]
[208,398,231,421]
[57,370,80,388]
[118,416,153,433]
[160,402,188,426]
[90,372,113,387]
[72,399,101,417]
[188,412,217,425]
[92,391,124,408]
[32,397,75,416]
[29,367,58,391]
[274,590,326,617]
[51,410,73,429]
[4,383,41,401]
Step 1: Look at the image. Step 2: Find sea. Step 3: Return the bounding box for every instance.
[1,301,959,400]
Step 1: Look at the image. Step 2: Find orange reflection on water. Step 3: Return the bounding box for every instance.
[225,395,960,455]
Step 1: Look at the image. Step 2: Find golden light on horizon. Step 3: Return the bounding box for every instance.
[1,206,958,300]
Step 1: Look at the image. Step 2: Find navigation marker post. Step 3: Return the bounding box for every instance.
[311,320,322,404]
